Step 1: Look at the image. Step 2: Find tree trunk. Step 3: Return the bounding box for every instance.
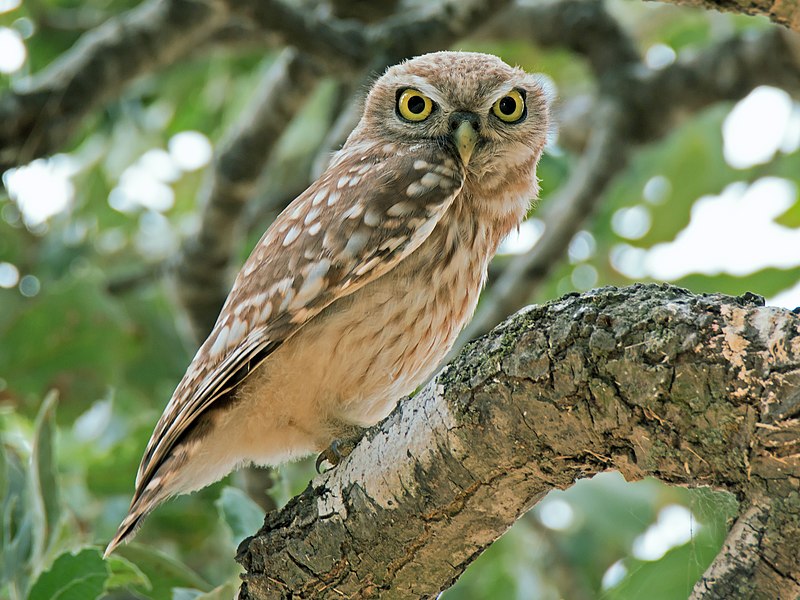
[235,284,800,599]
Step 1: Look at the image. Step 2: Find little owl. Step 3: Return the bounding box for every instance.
[106,51,551,556]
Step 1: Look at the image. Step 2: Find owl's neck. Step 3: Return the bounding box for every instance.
[459,151,540,248]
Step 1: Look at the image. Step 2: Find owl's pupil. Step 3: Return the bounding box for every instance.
[407,96,426,114]
[499,96,516,115]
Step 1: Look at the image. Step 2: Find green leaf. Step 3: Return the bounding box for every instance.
[775,197,800,228]
[1,506,33,594]
[116,544,211,600]
[0,444,33,593]
[105,554,151,592]
[28,548,110,600]
[0,438,7,557]
[30,391,61,560]
[215,486,264,544]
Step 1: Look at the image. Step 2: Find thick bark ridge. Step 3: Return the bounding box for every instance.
[235,284,800,599]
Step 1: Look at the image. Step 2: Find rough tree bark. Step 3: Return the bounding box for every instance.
[236,284,800,599]
[651,0,800,32]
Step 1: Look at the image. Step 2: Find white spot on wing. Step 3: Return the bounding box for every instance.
[421,172,443,187]
[344,229,370,257]
[304,207,321,225]
[279,287,296,311]
[229,318,247,347]
[312,189,327,206]
[363,207,382,227]
[260,301,273,321]
[290,259,331,309]
[387,201,415,216]
[210,326,230,357]
[379,236,406,252]
[355,256,382,276]
[283,225,301,246]
[343,204,364,220]
[308,222,322,235]
[407,182,426,196]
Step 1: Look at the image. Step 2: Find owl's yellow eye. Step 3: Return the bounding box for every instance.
[397,89,433,122]
[492,90,525,123]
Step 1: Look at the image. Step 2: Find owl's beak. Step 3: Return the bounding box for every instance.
[451,118,479,166]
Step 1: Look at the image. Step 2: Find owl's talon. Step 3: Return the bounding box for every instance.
[315,438,359,473]
[315,442,340,473]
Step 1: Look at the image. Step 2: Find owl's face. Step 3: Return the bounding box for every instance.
[352,52,551,186]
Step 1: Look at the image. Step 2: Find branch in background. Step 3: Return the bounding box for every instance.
[233,0,367,72]
[479,0,640,78]
[0,0,229,174]
[648,0,800,32]
[236,285,800,599]
[175,49,320,341]
[633,26,800,141]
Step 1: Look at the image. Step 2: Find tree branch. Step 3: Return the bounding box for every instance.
[648,0,800,32]
[236,284,800,599]
[0,0,230,173]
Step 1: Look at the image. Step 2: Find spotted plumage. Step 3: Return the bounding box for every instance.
[106,51,551,556]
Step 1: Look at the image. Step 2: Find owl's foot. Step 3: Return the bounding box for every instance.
[315,428,364,473]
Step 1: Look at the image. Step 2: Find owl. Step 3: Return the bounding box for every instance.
[105,51,550,556]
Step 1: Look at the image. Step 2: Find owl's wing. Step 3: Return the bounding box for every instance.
[135,145,463,493]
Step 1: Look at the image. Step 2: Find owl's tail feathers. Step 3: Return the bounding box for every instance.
[103,481,170,558]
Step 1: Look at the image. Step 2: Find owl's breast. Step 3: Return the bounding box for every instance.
[317,210,493,425]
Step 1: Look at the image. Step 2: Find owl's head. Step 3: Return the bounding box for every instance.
[352,51,552,186]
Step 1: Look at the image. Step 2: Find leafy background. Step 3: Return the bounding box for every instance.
[1,0,798,598]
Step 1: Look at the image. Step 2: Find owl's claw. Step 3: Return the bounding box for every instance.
[315,442,339,473]
[315,438,359,473]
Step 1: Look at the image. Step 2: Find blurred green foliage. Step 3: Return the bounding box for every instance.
[1,0,799,598]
